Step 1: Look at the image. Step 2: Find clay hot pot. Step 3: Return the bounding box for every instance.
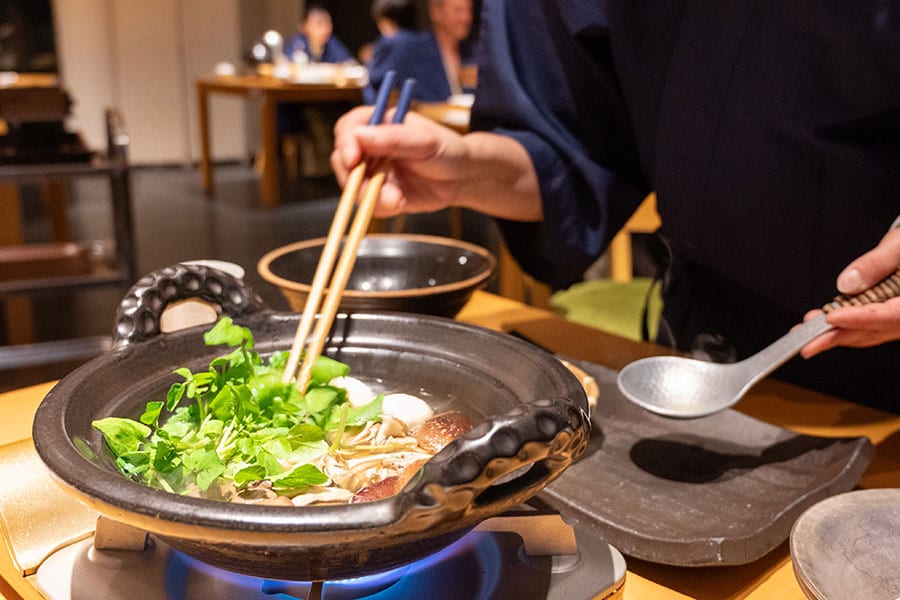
[33,264,590,581]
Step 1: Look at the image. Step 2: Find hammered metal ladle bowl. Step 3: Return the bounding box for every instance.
[617,268,900,418]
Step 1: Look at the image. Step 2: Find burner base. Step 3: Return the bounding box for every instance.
[32,526,625,600]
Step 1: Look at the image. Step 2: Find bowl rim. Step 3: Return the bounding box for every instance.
[257,233,497,299]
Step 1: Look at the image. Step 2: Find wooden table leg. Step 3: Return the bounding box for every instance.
[0,183,22,247]
[197,82,213,195]
[260,94,280,207]
[0,183,35,345]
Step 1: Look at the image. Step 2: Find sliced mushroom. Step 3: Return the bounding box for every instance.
[351,458,428,503]
[411,411,474,454]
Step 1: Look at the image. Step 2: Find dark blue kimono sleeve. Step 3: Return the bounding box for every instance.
[470,0,649,289]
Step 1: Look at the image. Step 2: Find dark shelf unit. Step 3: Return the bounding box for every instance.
[0,109,135,368]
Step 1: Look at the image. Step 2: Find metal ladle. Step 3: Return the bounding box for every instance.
[617,268,900,418]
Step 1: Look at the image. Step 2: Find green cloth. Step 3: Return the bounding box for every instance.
[550,278,662,341]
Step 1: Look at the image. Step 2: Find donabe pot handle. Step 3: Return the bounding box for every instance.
[113,263,268,346]
[409,397,590,514]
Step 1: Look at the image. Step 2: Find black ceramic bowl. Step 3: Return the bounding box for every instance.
[257,233,496,317]
[33,264,589,581]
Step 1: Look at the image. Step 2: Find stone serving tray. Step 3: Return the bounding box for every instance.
[537,360,874,567]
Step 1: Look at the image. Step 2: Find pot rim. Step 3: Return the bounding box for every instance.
[34,310,587,542]
[31,263,590,579]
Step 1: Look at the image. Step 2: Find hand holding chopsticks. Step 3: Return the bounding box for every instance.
[281,72,417,390]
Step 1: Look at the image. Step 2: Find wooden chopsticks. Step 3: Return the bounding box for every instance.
[281,72,417,391]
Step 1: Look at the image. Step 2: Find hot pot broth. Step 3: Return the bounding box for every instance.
[92,318,473,506]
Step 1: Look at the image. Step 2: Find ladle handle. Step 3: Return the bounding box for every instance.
[113,263,268,346]
[824,267,900,312]
[740,267,900,388]
[738,314,833,390]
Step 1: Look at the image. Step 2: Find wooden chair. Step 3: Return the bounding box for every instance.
[496,244,552,309]
[609,193,662,282]
[498,194,661,309]
[549,193,663,340]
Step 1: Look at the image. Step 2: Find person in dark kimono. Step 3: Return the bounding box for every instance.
[358,0,419,65]
[332,1,900,411]
[364,0,476,103]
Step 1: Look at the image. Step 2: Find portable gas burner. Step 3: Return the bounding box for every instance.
[0,439,626,600]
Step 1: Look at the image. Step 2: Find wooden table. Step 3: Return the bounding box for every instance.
[196,75,363,208]
[2,290,900,599]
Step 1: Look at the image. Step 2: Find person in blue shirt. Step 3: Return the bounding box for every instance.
[359,0,419,65]
[364,0,475,104]
[278,4,353,176]
[332,2,900,412]
[278,4,353,132]
[284,4,352,64]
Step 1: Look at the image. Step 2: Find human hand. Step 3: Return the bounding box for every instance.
[801,227,900,358]
[330,106,469,219]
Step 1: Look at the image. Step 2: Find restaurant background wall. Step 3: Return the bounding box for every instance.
[52,0,247,165]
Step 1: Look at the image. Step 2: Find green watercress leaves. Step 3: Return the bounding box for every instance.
[92,317,379,499]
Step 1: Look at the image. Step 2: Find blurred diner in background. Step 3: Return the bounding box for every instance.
[364,0,477,104]
[284,3,353,64]
[276,4,356,179]
[357,0,420,65]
